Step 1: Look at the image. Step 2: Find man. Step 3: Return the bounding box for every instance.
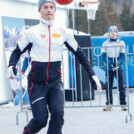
[7,0,102,134]
[101,26,127,111]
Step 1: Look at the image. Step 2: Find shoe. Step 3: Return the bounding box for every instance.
[103,105,113,111]
[121,106,127,111]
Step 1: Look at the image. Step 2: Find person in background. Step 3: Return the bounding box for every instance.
[7,0,102,134]
[101,26,127,111]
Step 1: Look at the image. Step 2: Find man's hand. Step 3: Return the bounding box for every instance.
[7,66,17,79]
[111,63,119,71]
[92,75,102,92]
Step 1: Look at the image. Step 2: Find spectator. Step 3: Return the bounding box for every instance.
[101,26,127,111]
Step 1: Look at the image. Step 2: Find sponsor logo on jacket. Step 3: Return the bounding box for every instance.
[52,33,61,38]
[115,44,120,46]
[41,34,46,38]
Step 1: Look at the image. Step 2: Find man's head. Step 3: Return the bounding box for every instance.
[38,0,56,20]
[108,26,118,39]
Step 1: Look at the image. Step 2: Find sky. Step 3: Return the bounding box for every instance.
[1,16,25,30]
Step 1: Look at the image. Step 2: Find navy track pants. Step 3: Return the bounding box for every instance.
[23,79,64,134]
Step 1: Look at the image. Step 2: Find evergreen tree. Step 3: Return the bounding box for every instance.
[131,12,134,30]
[120,0,131,31]
[90,2,108,35]
[68,0,121,35]
[77,10,88,33]
[68,9,87,33]
[90,0,120,35]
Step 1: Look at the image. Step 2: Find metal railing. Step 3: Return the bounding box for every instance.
[15,46,132,124]
[63,46,132,123]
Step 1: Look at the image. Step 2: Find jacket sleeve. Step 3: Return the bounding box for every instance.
[101,42,108,63]
[8,30,32,67]
[102,53,106,63]
[117,53,125,66]
[102,53,112,65]
[64,42,95,78]
[8,43,32,67]
[101,42,107,63]
[117,41,126,66]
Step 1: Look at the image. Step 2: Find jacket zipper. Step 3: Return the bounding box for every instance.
[46,26,51,84]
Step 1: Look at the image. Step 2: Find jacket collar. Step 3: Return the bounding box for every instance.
[40,17,55,26]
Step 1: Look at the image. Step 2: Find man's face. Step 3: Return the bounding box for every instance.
[109,30,117,39]
[40,2,55,20]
